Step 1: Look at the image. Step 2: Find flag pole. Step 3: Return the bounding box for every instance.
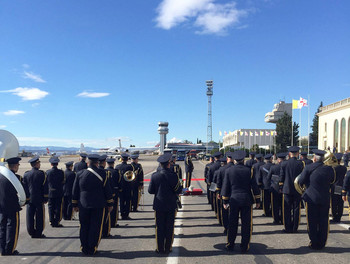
[299,106,302,148]
[308,95,310,154]
[291,108,294,146]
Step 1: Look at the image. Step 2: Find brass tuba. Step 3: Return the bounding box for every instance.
[294,174,306,195]
[123,170,136,182]
[323,150,338,167]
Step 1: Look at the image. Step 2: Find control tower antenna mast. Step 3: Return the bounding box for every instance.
[206,80,213,153]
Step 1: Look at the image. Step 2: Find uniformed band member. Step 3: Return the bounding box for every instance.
[251,154,265,185]
[213,157,227,225]
[258,154,273,217]
[148,153,182,254]
[0,157,24,255]
[298,149,336,249]
[46,156,65,227]
[216,152,234,234]
[99,155,112,238]
[184,151,194,188]
[245,152,257,169]
[74,153,88,173]
[330,153,347,222]
[131,154,144,212]
[170,155,183,184]
[279,146,305,233]
[221,150,261,252]
[23,156,48,238]
[204,156,214,204]
[267,153,286,224]
[300,151,313,165]
[115,153,134,220]
[72,154,113,255]
[207,152,222,211]
[343,150,349,167]
[62,161,76,220]
[342,170,350,218]
[106,158,120,228]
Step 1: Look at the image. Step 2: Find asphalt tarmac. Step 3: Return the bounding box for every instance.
[3,155,350,263]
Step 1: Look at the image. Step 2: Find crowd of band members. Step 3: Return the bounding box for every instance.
[205,147,350,252]
[0,152,144,256]
[2,147,350,256]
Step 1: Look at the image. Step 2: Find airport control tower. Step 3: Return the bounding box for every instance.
[206,80,213,153]
[158,121,169,154]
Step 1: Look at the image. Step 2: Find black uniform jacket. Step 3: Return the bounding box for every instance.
[63,169,76,196]
[204,162,213,184]
[46,167,65,198]
[298,162,336,205]
[267,163,282,192]
[221,163,260,207]
[258,162,274,189]
[216,162,234,192]
[245,158,257,169]
[131,162,144,187]
[148,168,182,212]
[72,165,113,209]
[184,156,194,173]
[106,166,120,196]
[73,161,88,173]
[333,165,347,188]
[252,161,265,182]
[171,164,183,181]
[115,162,134,191]
[23,168,49,205]
[343,171,350,196]
[208,160,221,184]
[301,158,313,165]
[279,157,305,195]
[0,173,21,214]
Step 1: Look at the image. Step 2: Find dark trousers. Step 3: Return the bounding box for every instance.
[131,185,141,212]
[48,197,63,226]
[26,203,45,237]
[110,196,119,227]
[283,194,301,233]
[79,207,105,255]
[102,207,111,237]
[271,190,282,224]
[185,172,192,188]
[262,189,272,217]
[62,196,73,220]
[227,204,252,251]
[206,183,210,204]
[120,190,132,218]
[155,210,176,253]
[331,194,344,221]
[212,191,217,214]
[216,193,222,225]
[221,199,229,230]
[305,202,330,249]
[0,212,19,255]
[344,160,348,167]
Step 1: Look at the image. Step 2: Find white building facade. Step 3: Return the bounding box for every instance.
[318,97,350,152]
[223,129,276,150]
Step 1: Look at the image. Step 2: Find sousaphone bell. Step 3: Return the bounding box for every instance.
[123,170,136,182]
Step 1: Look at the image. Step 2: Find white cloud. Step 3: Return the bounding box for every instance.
[155,0,248,34]
[31,103,40,107]
[168,137,182,143]
[22,64,30,69]
[3,110,25,116]
[1,87,49,100]
[77,91,110,98]
[0,125,7,128]
[23,71,46,83]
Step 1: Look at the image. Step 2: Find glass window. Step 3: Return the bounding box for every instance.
[325,122,327,132]
[340,118,346,152]
[334,119,339,151]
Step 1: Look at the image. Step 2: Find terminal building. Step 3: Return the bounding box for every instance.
[265,101,292,123]
[223,129,276,150]
[165,142,219,153]
[318,97,350,152]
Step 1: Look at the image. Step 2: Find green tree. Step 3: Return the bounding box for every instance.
[309,101,323,146]
[182,139,193,144]
[276,112,299,152]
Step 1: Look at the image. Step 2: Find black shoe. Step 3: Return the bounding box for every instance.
[11,250,19,255]
[155,249,165,254]
[165,249,172,254]
[123,216,132,220]
[225,244,234,251]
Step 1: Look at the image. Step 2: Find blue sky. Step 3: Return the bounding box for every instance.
[0,0,349,148]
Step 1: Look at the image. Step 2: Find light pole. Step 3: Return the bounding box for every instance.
[206,80,213,154]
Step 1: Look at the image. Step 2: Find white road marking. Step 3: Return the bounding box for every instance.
[337,223,350,230]
[166,197,185,264]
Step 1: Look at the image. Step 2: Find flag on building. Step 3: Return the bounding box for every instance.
[274,131,277,136]
[245,131,248,136]
[266,131,270,136]
[260,131,264,136]
[240,131,243,136]
[224,131,227,135]
[250,132,253,136]
[292,99,301,109]
[255,131,258,136]
[219,131,222,136]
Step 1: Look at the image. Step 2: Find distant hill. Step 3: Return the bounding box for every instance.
[19,146,98,152]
